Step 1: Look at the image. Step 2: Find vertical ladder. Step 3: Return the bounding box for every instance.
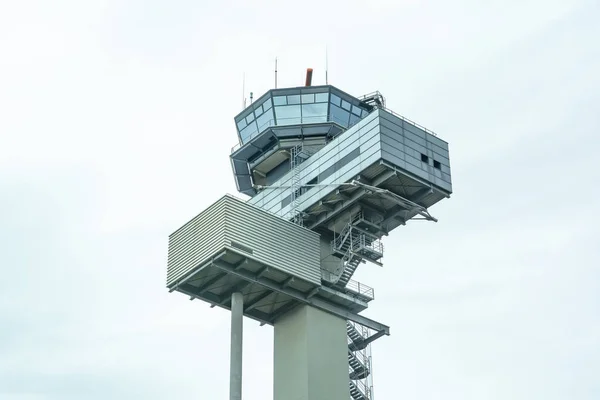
[289,144,303,226]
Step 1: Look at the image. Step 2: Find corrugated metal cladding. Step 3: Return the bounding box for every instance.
[378,109,452,193]
[222,196,321,285]
[167,195,322,287]
[167,197,228,287]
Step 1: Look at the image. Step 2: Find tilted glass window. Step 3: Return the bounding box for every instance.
[341,99,351,111]
[349,112,361,126]
[236,118,247,131]
[263,98,273,111]
[351,105,362,116]
[240,121,258,143]
[275,105,301,125]
[329,104,349,127]
[287,94,301,105]
[273,96,286,106]
[302,103,328,124]
[256,109,274,132]
[315,92,329,103]
[330,93,341,107]
[301,93,315,104]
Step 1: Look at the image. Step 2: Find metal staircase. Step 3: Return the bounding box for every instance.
[348,351,369,379]
[350,381,368,400]
[338,252,364,288]
[331,216,384,289]
[347,321,374,400]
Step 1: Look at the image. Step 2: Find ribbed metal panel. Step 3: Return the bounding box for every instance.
[167,195,321,287]
[222,196,321,285]
[378,109,452,193]
[249,112,382,216]
[167,197,228,286]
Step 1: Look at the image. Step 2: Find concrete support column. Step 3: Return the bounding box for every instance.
[230,292,244,400]
[274,305,349,400]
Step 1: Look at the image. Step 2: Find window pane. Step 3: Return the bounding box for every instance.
[330,93,341,106]
[315,92,329,103]
[240,121,258,143]
[275,105,301,125]
[246,113,255,124]
[351,105,362,116]
[349,113,361,126]
[287,94,300,105]
[302,103,328,124]
[273,96,286,106]
[362,109,369,117]
[256,109,274,132]
[329,104,349,127]
[341,100,351,111]
[236,118,247,131]
[301,94,314,104]
[263,98,272,111]
[254,104,263,116]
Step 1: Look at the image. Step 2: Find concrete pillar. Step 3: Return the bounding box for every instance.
[230,292,244,400]
[274,305,349,400]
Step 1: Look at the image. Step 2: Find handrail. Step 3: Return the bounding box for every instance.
[321,269,374,300]
[379,106,438,137]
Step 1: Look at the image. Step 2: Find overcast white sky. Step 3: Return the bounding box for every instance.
[1,0,599,399]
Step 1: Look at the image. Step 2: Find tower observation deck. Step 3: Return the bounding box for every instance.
[167,72,452,400]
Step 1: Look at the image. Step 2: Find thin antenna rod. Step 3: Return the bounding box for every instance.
[326,46,329,85]
[275,57,278,89]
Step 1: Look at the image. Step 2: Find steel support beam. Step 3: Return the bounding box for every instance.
[308,188,366,230]
[362,329,387,347]
[191,272,227,298]
[307,168,396,230]
[211,259,390,335]
[245,291,272,311]
[220,281,252,305]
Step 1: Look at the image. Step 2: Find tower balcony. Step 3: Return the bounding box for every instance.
[166,194,388,335]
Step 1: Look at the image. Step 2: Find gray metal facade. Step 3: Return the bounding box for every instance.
[248,108,452,218]
[167,195,321,288]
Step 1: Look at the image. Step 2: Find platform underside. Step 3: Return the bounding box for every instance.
[302,160,449,235]
[169,248,389,336]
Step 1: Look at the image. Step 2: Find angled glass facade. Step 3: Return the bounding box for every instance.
[234,85,372,145]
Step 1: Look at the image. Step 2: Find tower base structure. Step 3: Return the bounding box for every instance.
[274,305,349,400]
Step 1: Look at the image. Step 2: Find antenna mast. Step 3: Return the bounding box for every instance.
[326,46,329,85]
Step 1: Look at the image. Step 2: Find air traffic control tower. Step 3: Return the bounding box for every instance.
[166,70,453,400]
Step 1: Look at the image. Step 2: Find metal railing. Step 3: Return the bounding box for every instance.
[345,279,375,300]
[379,106,438,137]
[356,235,384,257]
[333,225,384,258]
[321,269,374,300]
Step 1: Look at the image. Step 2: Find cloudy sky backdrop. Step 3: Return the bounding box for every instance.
[1,0,599,399]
